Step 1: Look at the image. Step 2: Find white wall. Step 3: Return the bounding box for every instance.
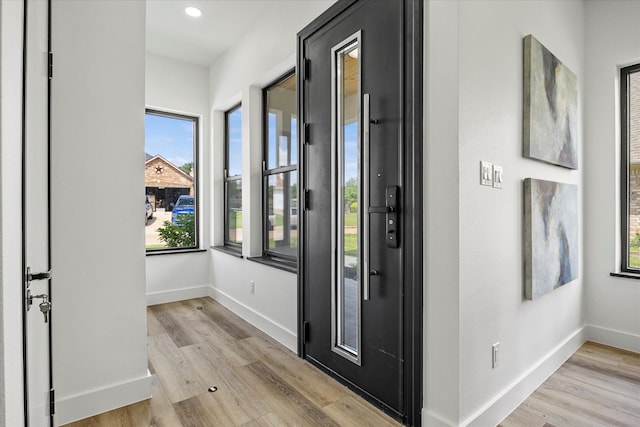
[51,1,151,424]
[458,1,585,424]
[425,1,587,425]
[145,53,211,305]
[424,1,461,425]
[0,1,26,425]
[208,1,334,352]
[583,1,640,353]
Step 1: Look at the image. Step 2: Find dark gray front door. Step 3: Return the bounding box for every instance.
[299,0,421,422]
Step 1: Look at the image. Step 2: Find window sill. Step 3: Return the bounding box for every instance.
[211,245,243,258]
[146,248,206,256]
[610,271,640,280]
[247,255,297,274]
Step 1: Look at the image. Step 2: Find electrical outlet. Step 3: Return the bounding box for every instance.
[492,342,500,369]
[249,280,255,295]
[480,161,493,186]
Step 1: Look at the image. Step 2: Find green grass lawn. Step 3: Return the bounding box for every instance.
[344,233,358,256]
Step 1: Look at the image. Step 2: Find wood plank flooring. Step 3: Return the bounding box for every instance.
[62,297,401,427]
[61,298,640,427]
[500,341,640,427]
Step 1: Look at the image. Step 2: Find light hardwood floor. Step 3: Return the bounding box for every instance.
[500,341,640,427]
[63,297,401,427]
[62,298,640,427]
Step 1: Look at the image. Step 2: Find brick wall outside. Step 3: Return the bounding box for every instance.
[145,157,192,190]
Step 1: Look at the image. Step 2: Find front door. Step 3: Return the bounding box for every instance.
[299,0,422,423]
[23,0,54,425]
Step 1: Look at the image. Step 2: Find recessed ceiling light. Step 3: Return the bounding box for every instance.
[185,6,202,18]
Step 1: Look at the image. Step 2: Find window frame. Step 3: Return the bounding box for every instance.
[620,63,640,272]
[261,70,298,268]
[145,108,200,254]
[224,103,243,252]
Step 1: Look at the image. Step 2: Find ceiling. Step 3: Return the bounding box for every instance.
[146,0,323,67]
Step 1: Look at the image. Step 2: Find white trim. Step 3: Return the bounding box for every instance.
[586,324,640,353]
[146,284,210,306]
[54,373,153,426]
[465,327,587,427]
[422,409,456,427]
[208,286,297,352]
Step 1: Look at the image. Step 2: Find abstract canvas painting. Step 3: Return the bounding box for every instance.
[523,35,578,169]
[524,178,578,300]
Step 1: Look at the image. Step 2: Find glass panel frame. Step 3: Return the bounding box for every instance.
[224,104,243,250]
[262,70,298,264]
[145,109,199,253]
[331,31,362,366]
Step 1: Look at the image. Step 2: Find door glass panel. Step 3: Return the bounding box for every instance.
[332,33,361,364]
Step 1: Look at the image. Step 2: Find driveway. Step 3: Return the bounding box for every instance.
[145,208,171,247]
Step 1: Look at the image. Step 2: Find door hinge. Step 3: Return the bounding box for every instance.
[48,52,53,80]
[49,389,55,415]
[303,58,310,81]
[304,189,310,210]
[304,123,310,145]
[303,321,310,343]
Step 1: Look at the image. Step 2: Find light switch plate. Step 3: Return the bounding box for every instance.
[493,165,503,189]
[480,161,493,186]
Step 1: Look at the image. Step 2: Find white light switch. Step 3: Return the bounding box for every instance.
[493,165,503,189]
[480,161,493,186]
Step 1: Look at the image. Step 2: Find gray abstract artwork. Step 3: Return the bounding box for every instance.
[523,35,578,169]
[524,178,578,299]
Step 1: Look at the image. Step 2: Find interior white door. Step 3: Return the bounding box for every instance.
[23,0,53,425]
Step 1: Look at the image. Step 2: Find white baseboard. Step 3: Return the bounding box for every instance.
[208,286,297,352]
[55,373,153,426]
[146,284,210,306]
[586,324,640,353]
[464,326,587,427]
[423,409,456,427]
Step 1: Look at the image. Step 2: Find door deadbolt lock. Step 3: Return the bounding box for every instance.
[26,289,51,323]
[367,185,399,249]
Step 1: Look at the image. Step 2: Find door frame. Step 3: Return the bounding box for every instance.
[296,1,423,425]
[21,0,54,424]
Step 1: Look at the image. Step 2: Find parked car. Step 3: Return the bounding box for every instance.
[145,195,153,224]
[171,195,195,225]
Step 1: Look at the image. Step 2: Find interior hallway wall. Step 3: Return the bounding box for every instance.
[208,1,335,352]
[145,52,211,305]
[425,1,586,425]
[583,0,640,354]
[51,1,151,424]
[0,1,27,425]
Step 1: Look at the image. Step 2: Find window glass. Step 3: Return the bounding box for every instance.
[225,105,243,249]
[263,72,297,262]
[145,111,198,251]
[227,106,243,177]
[266,171,297,257]
[622,66,640,269]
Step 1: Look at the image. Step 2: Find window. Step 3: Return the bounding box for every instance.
[621,64,640,271]
[263,71,297,264]
[145,110,198,252]
[225,104,243,250]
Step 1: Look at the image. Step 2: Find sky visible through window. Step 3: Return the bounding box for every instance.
[145,114,194,166]
[227,107,242,176]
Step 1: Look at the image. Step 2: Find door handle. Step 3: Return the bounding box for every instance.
[26,266,52,284]
[363,93,400,302]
